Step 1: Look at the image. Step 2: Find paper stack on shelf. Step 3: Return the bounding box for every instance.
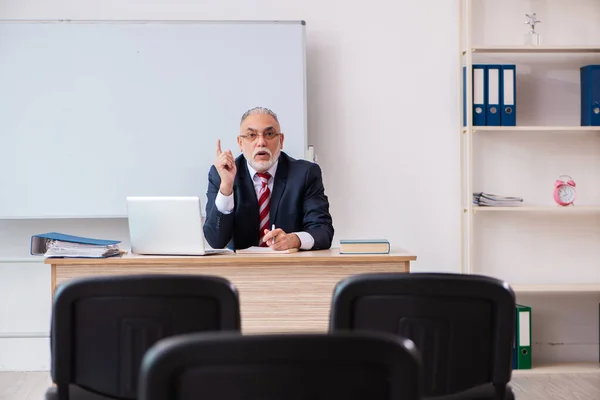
[473,192,523,207]
[30,232,121,258]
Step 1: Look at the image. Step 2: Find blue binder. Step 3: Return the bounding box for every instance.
[581,65,600,126]
[463,65,487,126]
[486,64,502,126]
[501,64,516,126]
[30,232,121,255]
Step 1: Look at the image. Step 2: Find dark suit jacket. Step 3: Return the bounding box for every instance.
[204,152,334,250]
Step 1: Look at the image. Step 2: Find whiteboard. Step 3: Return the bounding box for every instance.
[0,20,307,218]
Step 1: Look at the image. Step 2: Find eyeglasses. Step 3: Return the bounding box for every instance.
[238,132,282,142]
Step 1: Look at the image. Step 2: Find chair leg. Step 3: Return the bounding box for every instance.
[503,385,515,400]
[58,384,69,400]
[493,383,514,400]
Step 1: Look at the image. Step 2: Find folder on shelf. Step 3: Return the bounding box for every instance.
[580,65,600,126]
[486,64,502,126]
[515,304,532,369]
[463,64,487,126]
[501,64,516,126]
[30,232,121,258]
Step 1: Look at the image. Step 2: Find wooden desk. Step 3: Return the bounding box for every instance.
[45,248,416,333]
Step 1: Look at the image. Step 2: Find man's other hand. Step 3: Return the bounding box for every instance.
[262,228,301,251]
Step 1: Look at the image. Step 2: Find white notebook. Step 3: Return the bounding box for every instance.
[235,246,298,254]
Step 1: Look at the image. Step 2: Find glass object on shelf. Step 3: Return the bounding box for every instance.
[524,13,541,46]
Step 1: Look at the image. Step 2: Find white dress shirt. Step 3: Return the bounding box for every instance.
[214,159,315,250]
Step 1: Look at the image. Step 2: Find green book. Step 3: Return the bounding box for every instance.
[515,304,532,369]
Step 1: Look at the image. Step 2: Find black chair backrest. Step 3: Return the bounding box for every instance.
[50,274,240,400]
[138,332,422,400]
[329,272,516,397]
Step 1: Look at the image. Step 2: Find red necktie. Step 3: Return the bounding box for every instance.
[257,172,271,246]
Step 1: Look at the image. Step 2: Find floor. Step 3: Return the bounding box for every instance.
[1,371,600,399]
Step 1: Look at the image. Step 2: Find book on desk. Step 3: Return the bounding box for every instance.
[31,232,121,258]
[339,239,390,254]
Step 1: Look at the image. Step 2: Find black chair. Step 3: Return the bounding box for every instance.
[329,272,516,400]
[46,274,240,400]
[137,331,422,400]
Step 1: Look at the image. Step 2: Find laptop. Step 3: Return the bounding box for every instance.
[126,196,231,256]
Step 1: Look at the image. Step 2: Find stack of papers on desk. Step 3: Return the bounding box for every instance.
[473,192,523,207]
[31,232,121,258]
[44,239,120,258]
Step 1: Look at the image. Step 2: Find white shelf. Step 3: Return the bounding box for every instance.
[513,362,600,375]
[0,215,128,219]
[465,45,600,54]
[472,206,600,212]
[511,284,600,293]
[466,126,600,132]
[0,257,44,264]
[460,1,600,376]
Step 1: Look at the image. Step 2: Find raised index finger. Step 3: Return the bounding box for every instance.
[216,139,222,156]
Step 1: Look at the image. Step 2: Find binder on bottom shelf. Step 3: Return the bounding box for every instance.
[515,304,532,369]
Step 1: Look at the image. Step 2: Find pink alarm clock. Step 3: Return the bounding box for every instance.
[554,175,576,206]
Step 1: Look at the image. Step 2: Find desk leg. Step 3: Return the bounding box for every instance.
[51,264,56,300]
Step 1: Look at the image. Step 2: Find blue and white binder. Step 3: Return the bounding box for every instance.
[473,64,487,126]
[30,232,121,257]
[581,65,600,126]
[463,65,487,126]
[501,64,516,126]
[486,64,502,126]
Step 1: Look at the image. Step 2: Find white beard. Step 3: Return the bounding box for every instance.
[246,147,281,172]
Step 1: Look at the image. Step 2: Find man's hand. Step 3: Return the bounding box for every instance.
[215,139,237,195]
[262,228,301,251]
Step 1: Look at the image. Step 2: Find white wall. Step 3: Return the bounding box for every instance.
[0,0,462,370]
[9,0,595,372]
[1,0,597,373]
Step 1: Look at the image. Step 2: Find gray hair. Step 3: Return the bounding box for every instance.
[240,106,279,125]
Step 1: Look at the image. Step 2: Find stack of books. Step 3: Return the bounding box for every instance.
[473,192,523,207]
[31,232,121,258]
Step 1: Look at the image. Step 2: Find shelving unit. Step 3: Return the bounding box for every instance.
[472,205,600,212]
[459,0,600,272]
[459,0,600,374]
[512,362,600,375]
[468,126,600,132]
[512,284,600,293]
[469,45,600,54]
